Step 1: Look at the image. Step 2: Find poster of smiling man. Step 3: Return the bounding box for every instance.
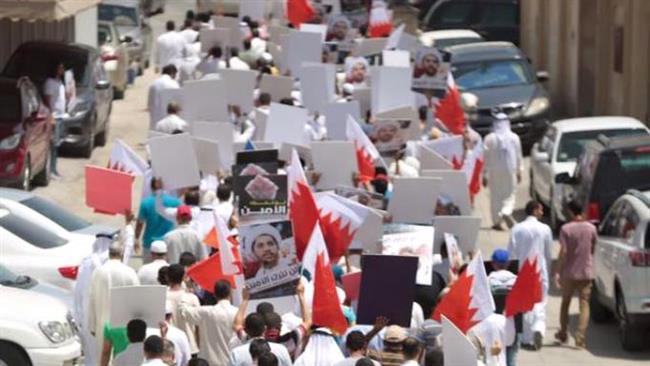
[240,220,300,299]
[412,47,449,92]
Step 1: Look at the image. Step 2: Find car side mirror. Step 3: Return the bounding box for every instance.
[555,172,575,184]
[536,71,549,83]
[96,80,110,90]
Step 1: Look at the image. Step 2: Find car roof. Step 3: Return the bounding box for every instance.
[0,187,33,201]
[551,116,649,133]
[587,134,650,152]
[13,41,94,55]
[446,42,524,63]
[419,29,482,42]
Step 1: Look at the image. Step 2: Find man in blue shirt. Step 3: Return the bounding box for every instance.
[136,178,180,263]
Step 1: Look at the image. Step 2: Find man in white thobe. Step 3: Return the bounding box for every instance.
[483,113,523,230]
[137,240,169,285]
[88,242,140,357]
[156,20,186,71]
[507,200,553,350]
[155,102,188,134]
[73,234,112,366]
[148,65,180,128]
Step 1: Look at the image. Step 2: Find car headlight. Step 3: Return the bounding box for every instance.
[525,96,550,117]
[0,133,21,150]
[39,320,73,343]
[70,100,91,118]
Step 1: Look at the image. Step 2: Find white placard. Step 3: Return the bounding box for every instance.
[351,206,384,253]
[211,15,243,49]
[286,31,323,76]
[324,101,361,140]
[382,50,410,67]
[278,142,312,166]
[192,137,221,173]
[374,106,420,141]
[442,316,479,366]
[233,141,275,153]
[110,285,166,327]
[300,23,328,43]
[432,216,481,255]
[421,169,472,215]
[384,24,405,50]
[299,63,336,113]
[351,87,371,118]
[311,141,357,190]
[371,66,416,115]
[388,177,442,225]
[239,0,267,21]
[200,28,231,52]
[191,122,234,168]
[421,136,465,164]
[268,24,290,45]
[265,103,308,147]
[353,38,388,57]
[181,78,228,122]
[419,145,453,170]
[149,133,200,190]
[259,74,294,102]
[218,69,257,112]
[382,225,435,285]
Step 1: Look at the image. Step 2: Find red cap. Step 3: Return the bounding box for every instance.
[176,205,192,221]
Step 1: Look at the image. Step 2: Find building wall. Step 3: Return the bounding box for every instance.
[521,0,650,124]
[74,5,98,48]
[0,17,74,69]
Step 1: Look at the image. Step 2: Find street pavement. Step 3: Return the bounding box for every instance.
[32,1,650,364]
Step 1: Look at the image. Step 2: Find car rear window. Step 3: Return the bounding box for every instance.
[453,60,532,90]
[591,148,650,213]
[20,196,90,232]
[428,2,474,28]
[3,48,88,86]
[0,92,21,123]
[0,211,68,249]
[557,128,649,162]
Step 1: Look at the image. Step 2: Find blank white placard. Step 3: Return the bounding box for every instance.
[149,133,200,190]
[311,141,357,190]
[388,177,442,225]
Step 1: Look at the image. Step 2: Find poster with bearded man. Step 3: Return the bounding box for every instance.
[412,47,448,91]
[240,220,300,299]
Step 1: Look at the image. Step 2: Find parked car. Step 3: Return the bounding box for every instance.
[556,134,650,225]
[2,41,114,158]
[0,198,93,291]
[0,77,53,191]
[141,0,166,16]
[99,0,153,73]
[0,264,72,310]
[447,41,550,149]
[419,29,484,49]
[0,285,80,366]
[421,0,520,45]
[590,189,650,351]
[0,188,117,236]
[98,20,130,100]
[530,117,649,229]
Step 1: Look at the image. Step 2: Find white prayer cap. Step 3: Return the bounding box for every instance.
[151,240,168,254]
[108,241,124,257]
[242,223,283,259]
[342,83,354,95]
[460,92,479,110]
[261,52,273,62]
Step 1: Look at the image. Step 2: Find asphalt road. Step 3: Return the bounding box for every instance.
[33,1,650,364]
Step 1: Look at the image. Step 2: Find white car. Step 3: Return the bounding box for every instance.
[0,285,81,366]
[529,116,649,229]
[591,189,650,351]
[0,198,93,291]
[418,29,484,49]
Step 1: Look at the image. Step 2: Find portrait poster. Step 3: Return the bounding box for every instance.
[234,174,288,218]
[382,224,435,286]
[335,185,385,210]
[239,220,300,299]
[371,119,412,156]
[411,47,449,92]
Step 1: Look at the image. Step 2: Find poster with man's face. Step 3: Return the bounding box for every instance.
[240,220,300,299]
[382,224,435,285]
[371,119,411,156]
[412,47,449,91]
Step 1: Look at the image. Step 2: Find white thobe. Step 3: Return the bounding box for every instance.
[228,56,251,70]
[155,114,188,134]
[507,216,553,344]
[293,333,344,366]
[156,31,186,69]
[470,313,511,366]
[148,74,180,127]
[196,57,226,77]
[137,259,169,285]
[180,28,199,44]
[483,130,523,224]
[88,259,139,353]
[230,339,293,366]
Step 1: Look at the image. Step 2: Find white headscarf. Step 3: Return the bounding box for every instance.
[493,113,518,172]
[241,223,283,262]
[344,57,369,79]
[293,328,345,366]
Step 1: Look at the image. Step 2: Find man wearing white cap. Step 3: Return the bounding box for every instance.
[482,113,523,230]
[138,240,170,285]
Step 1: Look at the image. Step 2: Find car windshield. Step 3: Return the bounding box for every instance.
[435,38,482,49]
[453,60,532,90]
[0,264,18,284]
[99,5,139,27]
[0,92,21,123]
[0,210,68,249]
[20,196,90,231]
[557,129,649,162]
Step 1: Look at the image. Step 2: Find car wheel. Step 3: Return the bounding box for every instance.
[33,147,51,187]
[0,342,30,366]
[96,119,109,147]
[80,116,96,158]
[18,156,31,191]
[616,288,645,351]
[590,282,612,323]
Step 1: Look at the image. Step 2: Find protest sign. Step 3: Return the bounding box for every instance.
[384,23,405,50]
[239,220,300,299]
[421,169,472,216]
[211,15,243,49]
[278,143,312,166]
[374,106,420,141]
[382,50,410,67]
[335,186,385,211]
[300,63,336,113]
[371,119,412,156]
[265,103,308,147]
[233,141,275,153]
[412,47,449,91]
[191,121,234,168]
[85,165,132,215]
[388,177,442,225]
[311,141,357,190]
[432,216,481,255]
[192,137,221,173]
[382,224,435,285]
[442,316,479,366]
[110,285,166,327]
[350,206,384,252]
[149,133,201,190]
[357,255,418,327]
[181,78,228,122]
[268,24,290,45]
[300,23,328,42]
[259,74,294,102]
[218,69,257,113]
[371,66,415,115]
[421,135,465,166]
[341,271,362,301]
[419,145,453,170]
[352,38,387,57]
[234,174,288,218]
[324,100,361,140]
[199,28,231,52]
[286,31,323,76]
[239,0,267,21]
[351,87,371,118]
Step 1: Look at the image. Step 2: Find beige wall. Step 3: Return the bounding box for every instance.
[521,0,650,124]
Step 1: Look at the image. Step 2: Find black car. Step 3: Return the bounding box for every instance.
[556,134,650,224]
[447,41,550,149]
[421,0,519,45]
[2,41,113,158]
